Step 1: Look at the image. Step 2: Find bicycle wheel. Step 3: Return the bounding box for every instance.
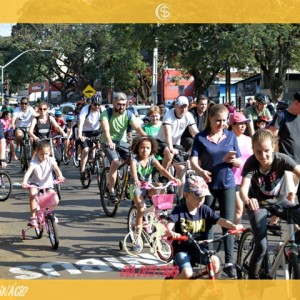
[80,165,92,189]
[46,214,59,250]
[99,167,119,217]
[123,231,144,256]
[5,142,11,163]
[236,228,254,279]
[20,143,27,172]
[35,221,44,239]
[0,172,12,201]
[62,154,70,165]
[52,171,61,200]
[288,250,300,279]
[73,154,80,167]
[127,205,137,234]
[156,239,173,262]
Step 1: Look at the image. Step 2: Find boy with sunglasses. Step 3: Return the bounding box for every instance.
[11,97,37,155]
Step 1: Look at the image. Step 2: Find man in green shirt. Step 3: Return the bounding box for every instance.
[100,92,146,204]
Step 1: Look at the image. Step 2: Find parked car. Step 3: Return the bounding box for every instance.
[133,105,151,126]
[59,102,76,121]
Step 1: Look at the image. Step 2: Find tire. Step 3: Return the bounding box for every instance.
[0,172,12,201]
[236,228,254,279]
[62,154,69,165]
[52,171,62,200]
[288,250,300,279]
[123,232,143,256]
[73,155,80,168]
[20,144,26,172]
[46,215,59,250]
[156,239,173,262]
[127,205,137,235]
[5,142,11,164]
[35,221,44,239]
[80,166,91,189]
[99,167,119,217]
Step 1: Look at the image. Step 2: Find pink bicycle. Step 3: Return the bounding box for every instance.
[21,180,63,250]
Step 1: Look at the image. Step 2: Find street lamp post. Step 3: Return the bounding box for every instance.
[0,49,52,104]
[151,38,158,105]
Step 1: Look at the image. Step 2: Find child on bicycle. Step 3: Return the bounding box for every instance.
[21,140,65,227]
[130,136,181,249]
[167,175,243,279]
[240,129,300,279]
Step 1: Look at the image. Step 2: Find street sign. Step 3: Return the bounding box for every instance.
[82,85,96,98]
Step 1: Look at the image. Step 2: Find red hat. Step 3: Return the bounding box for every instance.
[229,112,251,125]
[257,115,269,123]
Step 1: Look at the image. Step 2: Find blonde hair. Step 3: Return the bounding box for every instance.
[252,129,278,152]
[204,103,228,131]
[147,106,160,116]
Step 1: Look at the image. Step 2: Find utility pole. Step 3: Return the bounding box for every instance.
[151,38,158,105]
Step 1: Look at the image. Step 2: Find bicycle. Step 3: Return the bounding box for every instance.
[79,135,105,189]
[99,144,131,217]
[62,138,79,167]
[18,127,31,172]
[236,200,300,280]
[21,180,63,250]
[0,170,12,201]
[168,228,244,280]
[120,181,178,262]
[153,147,191,203]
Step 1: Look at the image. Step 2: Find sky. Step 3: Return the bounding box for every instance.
[0,24,13,36]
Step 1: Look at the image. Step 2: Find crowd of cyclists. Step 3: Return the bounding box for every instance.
[1,90,300,280]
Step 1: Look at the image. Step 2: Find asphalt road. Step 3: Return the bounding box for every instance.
[0,159,179,280]
[0,158,286,281]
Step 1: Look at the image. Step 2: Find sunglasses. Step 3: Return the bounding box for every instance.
[21,102,28,105]
[39,108,47,111]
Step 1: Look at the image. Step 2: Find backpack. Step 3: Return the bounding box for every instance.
[85,104,102,119]
[106,107,133,132]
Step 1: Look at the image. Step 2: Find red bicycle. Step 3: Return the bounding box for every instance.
[168,228,245,280]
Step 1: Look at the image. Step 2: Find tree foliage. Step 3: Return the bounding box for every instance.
[1,24,300,103]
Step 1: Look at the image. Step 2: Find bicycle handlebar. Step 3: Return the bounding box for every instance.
[140,180,178,190]
[23,179,64,190]
[168,228,245,243]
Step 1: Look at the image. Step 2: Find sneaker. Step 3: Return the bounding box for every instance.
[223,265,237,279]
[109,193,118,204]
[132,240,142,252]
[80,172,86,181]
[27,217,38,228]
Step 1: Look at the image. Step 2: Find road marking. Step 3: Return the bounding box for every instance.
[9,254,169,280]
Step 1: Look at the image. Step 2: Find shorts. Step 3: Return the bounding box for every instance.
[103,141,130,163]
[129,184,148,200]
[173,249,208,272]
[156,140,186,163]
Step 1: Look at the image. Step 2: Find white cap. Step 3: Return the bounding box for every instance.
[176,96,189,106]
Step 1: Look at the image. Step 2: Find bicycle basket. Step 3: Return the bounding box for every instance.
[37,192,57,209]
[152,194,174,210]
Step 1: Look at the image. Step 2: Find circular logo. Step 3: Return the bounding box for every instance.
[155,4,171,21]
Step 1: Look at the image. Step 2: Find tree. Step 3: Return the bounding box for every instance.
[234,24,300,102]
